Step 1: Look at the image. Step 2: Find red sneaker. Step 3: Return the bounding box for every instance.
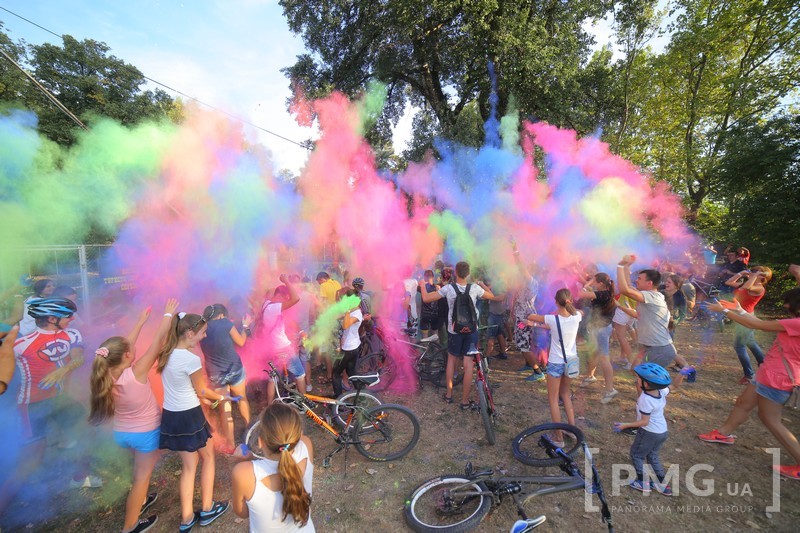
[774,465,800,480]
[697,429,736,444]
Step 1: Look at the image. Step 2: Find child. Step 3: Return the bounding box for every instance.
[527,288,583,446]
[614,363,673,495]
[88,299,178,533]
[231,403,314,531]
[158,311,235,531]
[332,290,363,397]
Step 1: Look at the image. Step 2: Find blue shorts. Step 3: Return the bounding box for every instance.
[487,313,505,339]
[547,362,566,378]
[275,349,306,378]
[297,343,310,363]
[755,381,792,405]
[114,428,160,453]
[447,330,479,357]
[590,324,613,356]
[209,367,246,388]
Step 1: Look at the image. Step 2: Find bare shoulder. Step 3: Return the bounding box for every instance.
[301,435,314,460]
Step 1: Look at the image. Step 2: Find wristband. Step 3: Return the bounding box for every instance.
[616,265,625,269]
[164,313,173,317]
[721,309,729,314]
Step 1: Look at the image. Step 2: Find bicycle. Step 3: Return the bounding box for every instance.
[247,362,420,467]
[404,423,614,533]
[690,277,726,332]
[471,340,497,446]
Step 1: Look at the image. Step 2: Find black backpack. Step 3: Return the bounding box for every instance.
[451,283,477,334]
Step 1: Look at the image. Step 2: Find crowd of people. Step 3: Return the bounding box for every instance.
[1,246,799,532]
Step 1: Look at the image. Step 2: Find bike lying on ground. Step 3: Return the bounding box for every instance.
[245,362,420,467]
[404,423,613,533]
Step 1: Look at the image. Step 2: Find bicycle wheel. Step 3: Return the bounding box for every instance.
[354,404,420,461]
[243,419,268,459]
[476,381,496,445]
[418,345,446,382]
[426,349,464,387]
[404,475,492,533]
[332,390,382,430]
[512,422,585,467]
[356,352,397,392]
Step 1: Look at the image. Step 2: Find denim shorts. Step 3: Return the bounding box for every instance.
[755,381,792,405]
[590,323,613,355]
[209,366,246,388]
[114,428,160,453]
[447,330,479,357]
[275,349,306,378]
[487,313,505,339]
[547,362,565,378]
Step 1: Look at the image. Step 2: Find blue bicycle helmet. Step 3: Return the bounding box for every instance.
[633,363,671,390]
[27,297,77,319]
[352,277,365,288]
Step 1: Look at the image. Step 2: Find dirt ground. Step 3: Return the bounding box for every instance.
[3,320,800,532]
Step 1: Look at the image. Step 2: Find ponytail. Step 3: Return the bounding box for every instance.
[88,337,129,425]
[157,312,207,373]
[555,288,576,315]
[595,273,616,316]
[259,403,311,526]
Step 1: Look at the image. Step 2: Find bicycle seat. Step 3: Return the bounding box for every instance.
[420,333,439,343]
[348,373,381,389]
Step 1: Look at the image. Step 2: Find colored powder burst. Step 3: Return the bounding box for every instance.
[304,294,361,352]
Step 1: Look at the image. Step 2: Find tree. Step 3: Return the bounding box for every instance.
[0,22,29,106]
[280,0,617,161]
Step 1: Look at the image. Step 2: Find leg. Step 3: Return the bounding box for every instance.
[733,324,755,378]
[178,451,200,524]
[461,355,475,405]
[123,449,161,531]
[629,430,650,482]
[498,333,508,354]
[197,440,216,512]
[598,355,615,393]
[332,356,347,397]
[718,384,759,435]
[644,432,669,483]
[757,396,800,464]
[560,377,575,425]
[229,381,250,427]
[546,375,562,425]
[486,337,496,357]
[444,353,457,400]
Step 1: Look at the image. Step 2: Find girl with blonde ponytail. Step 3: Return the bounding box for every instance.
[232,403,315,531]
[88,298,178,533]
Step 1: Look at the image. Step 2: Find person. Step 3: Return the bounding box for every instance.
[577,273,618,403]
[13,297,99,489]
[262,276,306,404]
[616,255,689,386]
[615,363,673,495]
[484,279,509,359]
[724,267,771,384]
[19,278,54,335]
[419,261,494,409]
[231,403,314,531]
[315,272,342,384]
[663,274,687,328]
[526,289,582,445]
[157,312,232,531]
[285,275,319,392]
[698,290,800,479]
[418,270,441,339]
[510,242,546,382]
[612,293,637,370]
[332,290,363,397]
[199,303,252,450]
[88,299,178,533]
[717,248,747,290]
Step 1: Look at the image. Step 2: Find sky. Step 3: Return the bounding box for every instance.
[0,1,670,174]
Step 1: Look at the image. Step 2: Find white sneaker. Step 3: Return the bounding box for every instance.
[579,376,598,387]
[601,389,619,404]
[306,384,313,393]
[69,475,103,489]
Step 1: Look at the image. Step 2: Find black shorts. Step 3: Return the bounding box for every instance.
[27,395,85,440]
[419,314,441,332]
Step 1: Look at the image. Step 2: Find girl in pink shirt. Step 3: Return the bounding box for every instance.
[89,299,178,533]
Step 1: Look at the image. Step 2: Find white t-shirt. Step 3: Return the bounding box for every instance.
[543,313,582,364]
[438,282,486,335]
[262,302,292,351]
[161,348,202,412]
[637,387,670,434]
[247,439,314,532]
[341,309,363,351]
[403,279,419,320]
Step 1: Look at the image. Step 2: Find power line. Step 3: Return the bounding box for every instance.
[0,5,310,150]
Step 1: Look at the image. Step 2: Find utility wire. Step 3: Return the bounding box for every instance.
[0,5,310,150]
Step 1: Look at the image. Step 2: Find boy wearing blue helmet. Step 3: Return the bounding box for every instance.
[614,363,673,495]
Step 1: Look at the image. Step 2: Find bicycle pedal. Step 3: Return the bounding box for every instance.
[322,457,331,468]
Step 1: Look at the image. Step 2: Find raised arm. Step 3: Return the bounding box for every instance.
[133,299,179,382]
[706,300,785,332]
[617,256,645,303]
[475,281,495,301]
[511,241,532,280]
[280,274,300,311]
[126,307,152,347]
[419,279,444,303]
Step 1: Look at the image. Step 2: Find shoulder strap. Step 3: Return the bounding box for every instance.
[555,315,568,357]
[451,282,460,294]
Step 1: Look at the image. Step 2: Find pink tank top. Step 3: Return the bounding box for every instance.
[113,366,161,432]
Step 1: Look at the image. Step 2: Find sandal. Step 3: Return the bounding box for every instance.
[442,394,454,404]
[460,401,477,411]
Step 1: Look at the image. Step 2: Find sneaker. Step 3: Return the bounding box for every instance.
[774,465,800,480]
[516,365,533,373]
[140,492,158,515]
[127,515,158,533]
[524,372,546,382]
[739,376,753,385]
[601,389,619,404]
[620,427,638,437]
[179,512,199,532]
[697,429,736,445]
[629,479,652,493]
[653,483,673,496]
[579,376,598,387]
[306,383,313,392]
[199,501,230,526]
[69,475,103,489]
[460,401,478,411]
